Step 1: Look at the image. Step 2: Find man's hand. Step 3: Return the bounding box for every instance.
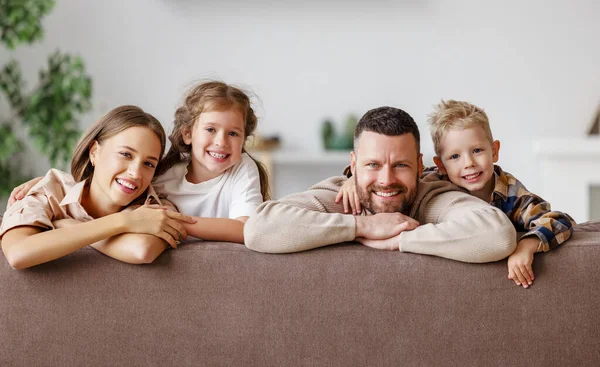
[507,237,539,289]
[355,213,420,240]
[356,235,398,251]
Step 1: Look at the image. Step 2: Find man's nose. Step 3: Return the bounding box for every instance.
[378,167,393,186]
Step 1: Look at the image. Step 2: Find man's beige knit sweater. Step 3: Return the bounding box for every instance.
[244,172,517,263]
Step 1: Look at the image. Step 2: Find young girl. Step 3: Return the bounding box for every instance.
[152,81,270,243]
[10,81,270,244]
[0,106,195,269]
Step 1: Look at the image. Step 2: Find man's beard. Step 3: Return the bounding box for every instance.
[355,175,418,215]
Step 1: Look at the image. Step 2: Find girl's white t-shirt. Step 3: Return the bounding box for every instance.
[152,153,263,219]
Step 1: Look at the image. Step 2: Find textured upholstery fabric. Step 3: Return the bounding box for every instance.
[0,220,599,366]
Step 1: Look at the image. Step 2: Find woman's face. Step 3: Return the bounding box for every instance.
[89,126,161,212]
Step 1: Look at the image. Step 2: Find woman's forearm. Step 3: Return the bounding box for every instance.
[91,234,167,264]
[55,218,168,264]
[183,217,246,243]
[2,213,127,269]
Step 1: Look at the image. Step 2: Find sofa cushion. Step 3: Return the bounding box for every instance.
[1,230,600,366]
[574,219,600,232]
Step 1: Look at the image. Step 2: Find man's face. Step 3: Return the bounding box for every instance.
[350,131,423,214]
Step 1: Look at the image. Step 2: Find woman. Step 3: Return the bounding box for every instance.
[0,105,195,269]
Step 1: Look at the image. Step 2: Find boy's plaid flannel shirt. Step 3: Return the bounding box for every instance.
[423,165,575,252]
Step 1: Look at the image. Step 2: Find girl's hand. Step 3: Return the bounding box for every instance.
[8,176,43,206]
[335,178,362,214]
[124,205,197,248]
[507,237,538,289]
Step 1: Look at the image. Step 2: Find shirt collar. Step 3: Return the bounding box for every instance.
[144,184,162,205]
[59,180,87,206]
[492,165,509,201]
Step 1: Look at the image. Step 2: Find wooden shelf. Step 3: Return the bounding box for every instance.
[250,150,352,165]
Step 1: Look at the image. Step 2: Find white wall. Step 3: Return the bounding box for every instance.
[2,0,599,204]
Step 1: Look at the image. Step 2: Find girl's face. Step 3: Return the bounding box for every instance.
[88,126,161,214]
[183,109,245,183]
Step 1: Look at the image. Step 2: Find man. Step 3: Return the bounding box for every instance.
[244,107,516,263]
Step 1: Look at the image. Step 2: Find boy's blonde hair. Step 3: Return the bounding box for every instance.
[427,99,493,156]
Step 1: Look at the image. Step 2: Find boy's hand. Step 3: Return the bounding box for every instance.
[507,237,539,289]
[335,178,362,214]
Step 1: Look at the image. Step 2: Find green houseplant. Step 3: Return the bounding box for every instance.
[0,0,92,197]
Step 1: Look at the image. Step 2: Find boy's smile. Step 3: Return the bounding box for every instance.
[434,126,500,202]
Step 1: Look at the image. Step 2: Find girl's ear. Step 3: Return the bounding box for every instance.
[492,140,500,163]
[182,128,192,145]
[89,140,99,167]
[433,156,447,175]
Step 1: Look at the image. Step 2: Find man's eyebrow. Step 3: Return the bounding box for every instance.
[118,145,159,161]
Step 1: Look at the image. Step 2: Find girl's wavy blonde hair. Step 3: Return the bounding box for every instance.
[156,81,270,201]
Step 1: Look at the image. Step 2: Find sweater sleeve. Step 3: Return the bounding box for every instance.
[244,178,356,253]
[399,191,517,263]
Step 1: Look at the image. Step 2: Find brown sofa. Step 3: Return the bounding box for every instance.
[1,220,599,366]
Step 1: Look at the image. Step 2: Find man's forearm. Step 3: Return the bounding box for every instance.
[244,200,356,253]
[399,192,517,263]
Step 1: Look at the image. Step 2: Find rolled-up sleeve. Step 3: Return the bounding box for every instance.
[0,194,54,239]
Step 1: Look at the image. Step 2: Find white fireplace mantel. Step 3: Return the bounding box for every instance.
[534,137,600,223]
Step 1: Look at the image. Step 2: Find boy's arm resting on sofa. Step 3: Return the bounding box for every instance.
[398,191,517,263]
[508,194,576,252]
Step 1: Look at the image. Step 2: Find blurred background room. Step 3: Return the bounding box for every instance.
[1,0,599,221]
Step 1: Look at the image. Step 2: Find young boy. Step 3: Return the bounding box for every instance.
[336,100,575,289]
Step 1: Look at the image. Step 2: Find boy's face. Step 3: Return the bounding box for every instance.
[434,126,500,197]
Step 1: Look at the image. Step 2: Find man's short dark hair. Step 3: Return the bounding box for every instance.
[354,106,420,154]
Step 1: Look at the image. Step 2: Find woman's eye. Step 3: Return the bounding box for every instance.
[120,152,132,158]
[144,162,156,168]
[228,131,239,137]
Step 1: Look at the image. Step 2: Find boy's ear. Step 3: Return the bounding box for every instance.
[492,140,500,163]
[350,151,356,176]
[433,156,447,175]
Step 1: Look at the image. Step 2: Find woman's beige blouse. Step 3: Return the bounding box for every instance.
[0,169,162,239]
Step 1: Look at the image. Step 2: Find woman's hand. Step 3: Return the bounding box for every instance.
[124,205,197,248]
[335,178,362,214]
[8,177,43,206]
